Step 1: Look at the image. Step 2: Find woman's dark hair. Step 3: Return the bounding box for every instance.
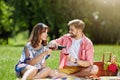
[29,23,48,48]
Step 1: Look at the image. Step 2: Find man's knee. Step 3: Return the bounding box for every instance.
[90,65,98,75]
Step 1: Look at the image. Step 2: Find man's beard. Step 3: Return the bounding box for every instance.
[70,34,77,38]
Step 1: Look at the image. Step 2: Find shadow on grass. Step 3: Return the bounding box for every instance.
[0,44,24,47]
[13,44,24,47]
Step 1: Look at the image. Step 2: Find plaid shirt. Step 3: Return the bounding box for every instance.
[55,33,94,68]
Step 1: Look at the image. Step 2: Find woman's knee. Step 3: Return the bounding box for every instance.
[42,67,52,76]
[23,66,38,80]
[44,67,52,73]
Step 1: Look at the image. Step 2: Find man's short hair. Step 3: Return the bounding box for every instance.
[68,19,85,31]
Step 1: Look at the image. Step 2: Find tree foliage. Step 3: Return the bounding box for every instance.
[0,0,13,44]
[1,0,120,44]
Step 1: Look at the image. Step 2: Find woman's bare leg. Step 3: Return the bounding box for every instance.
[34,67,51,79]
[21,65,38,80]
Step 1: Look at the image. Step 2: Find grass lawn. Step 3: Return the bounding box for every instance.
[0,45,120,80]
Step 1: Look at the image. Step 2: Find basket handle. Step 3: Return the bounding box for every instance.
[102,52,112,63]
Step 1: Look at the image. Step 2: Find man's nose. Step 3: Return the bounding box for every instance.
[69,30,71,33]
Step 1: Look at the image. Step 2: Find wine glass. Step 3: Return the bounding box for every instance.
[63,48,69,55]
[47,43,56,50]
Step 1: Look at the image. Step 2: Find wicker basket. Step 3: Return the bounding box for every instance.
[94,52,118,77]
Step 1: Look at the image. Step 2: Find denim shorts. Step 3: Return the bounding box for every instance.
[15,63,27,78]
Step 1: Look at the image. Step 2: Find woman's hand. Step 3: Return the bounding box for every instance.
[45,49,52,55]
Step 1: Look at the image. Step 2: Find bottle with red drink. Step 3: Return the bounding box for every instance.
[45,44,66,59]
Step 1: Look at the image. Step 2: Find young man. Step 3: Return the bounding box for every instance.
[50,19,98,77]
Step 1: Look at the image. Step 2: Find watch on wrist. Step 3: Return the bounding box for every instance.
[74,59,77,63]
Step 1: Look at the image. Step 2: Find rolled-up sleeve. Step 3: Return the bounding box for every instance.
[55,36,64,45]
[85,42,94,65]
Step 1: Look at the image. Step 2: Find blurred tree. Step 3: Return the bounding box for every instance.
[87,0,120,44]
[8,0,72,40]
[0,0,13,44]
[1,0,120,44]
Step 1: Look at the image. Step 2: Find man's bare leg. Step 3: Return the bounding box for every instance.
[49,69,69,79]
[71,65,98,77]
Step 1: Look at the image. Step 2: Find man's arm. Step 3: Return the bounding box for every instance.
[68,55,91,67]
[69,41,94,67]
[76,59,91,67]
[48,35,65,49]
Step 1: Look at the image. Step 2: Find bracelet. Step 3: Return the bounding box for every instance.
[74,59,77,63]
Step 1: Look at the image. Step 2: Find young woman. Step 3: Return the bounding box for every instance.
[15,23,52,80]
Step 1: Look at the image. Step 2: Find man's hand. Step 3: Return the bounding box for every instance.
[67,55,77,63]
[47,40,60,50]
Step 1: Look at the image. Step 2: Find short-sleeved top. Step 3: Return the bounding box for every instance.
[66,38,82,66]
[55,33,94,68]
[19,42,49,69]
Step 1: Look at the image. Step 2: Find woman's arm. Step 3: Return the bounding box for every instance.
[25,46,52,65]
[41,61,46,67]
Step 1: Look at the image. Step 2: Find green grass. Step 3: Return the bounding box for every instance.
[0,45,120,80]
[94,45,120,62]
